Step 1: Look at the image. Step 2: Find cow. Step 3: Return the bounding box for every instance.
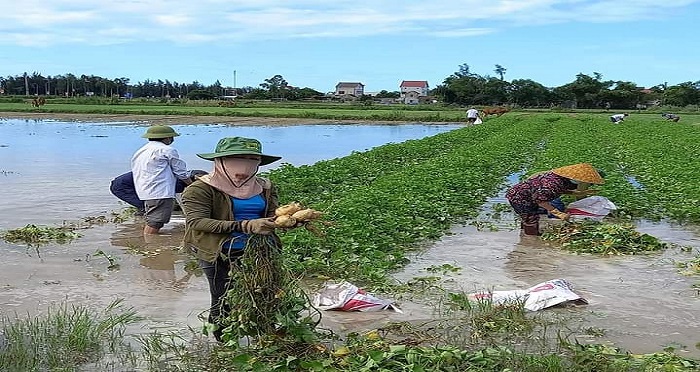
[481,106,509,118]
[30,97,46,107]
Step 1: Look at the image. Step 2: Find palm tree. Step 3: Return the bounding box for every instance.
[494,64,507,81]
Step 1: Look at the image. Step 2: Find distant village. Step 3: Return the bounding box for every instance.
[333,81,432,105]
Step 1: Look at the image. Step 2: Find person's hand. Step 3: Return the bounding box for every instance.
[189,170,208,182]
[241,218,277,235]
[551,210,570,221]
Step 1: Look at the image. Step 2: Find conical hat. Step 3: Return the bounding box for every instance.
[551,163,604,184]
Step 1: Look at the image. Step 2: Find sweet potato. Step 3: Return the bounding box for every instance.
[275,202,303,217]
[274,215,297,228]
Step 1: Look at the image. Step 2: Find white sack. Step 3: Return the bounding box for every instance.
[313,281,402,312]
[469,278,587,312]
[566,196,617,221]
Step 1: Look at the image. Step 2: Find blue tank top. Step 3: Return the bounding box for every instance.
[222,194,266,250]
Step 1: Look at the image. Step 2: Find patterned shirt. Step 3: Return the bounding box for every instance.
[506,172,572,212]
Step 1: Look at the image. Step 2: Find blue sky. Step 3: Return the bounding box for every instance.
[1,0,698,93]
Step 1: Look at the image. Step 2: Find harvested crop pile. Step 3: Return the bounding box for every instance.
[541,221,667,255]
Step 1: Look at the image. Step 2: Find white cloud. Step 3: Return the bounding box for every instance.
[153,14,191,27]
[431,28,496,37]
[0,0,696,46]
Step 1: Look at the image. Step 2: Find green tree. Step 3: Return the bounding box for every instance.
[494,64,507,81]
[434,63,489,105]
[508,79,552,107]
[483,77,509,105]
[599,81,644,109]
[664,81,700,106]
[375,90,400,98]
[260,75,289,99]
[554,72,613,109]
[243,88,270,99]
[187,89,216,100]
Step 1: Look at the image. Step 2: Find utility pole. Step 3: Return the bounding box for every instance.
[233,70,237,96]
[24,72,29,96]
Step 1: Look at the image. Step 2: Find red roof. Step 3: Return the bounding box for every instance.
[400,80,428,88]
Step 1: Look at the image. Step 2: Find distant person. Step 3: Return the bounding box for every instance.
[110,171,206,216]
[610,113,628,123]
[661,113,681,122]
[466,108,482,124]
[131,125,193,235]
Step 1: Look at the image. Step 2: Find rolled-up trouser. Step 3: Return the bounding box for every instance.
[509,201,542,236]
[518,213,541,235]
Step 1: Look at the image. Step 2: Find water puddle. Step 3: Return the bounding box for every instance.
[470,171,522,231]
[625,175,645,189]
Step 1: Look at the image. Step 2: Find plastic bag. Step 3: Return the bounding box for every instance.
[469,278,587,311]
[566,196,617,220]
[313,281,402,312]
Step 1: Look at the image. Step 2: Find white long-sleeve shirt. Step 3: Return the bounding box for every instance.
[611,114,626,122]
[131,141,191,200]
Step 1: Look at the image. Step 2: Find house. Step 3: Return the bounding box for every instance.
[334,82,365,98]
[399,80,429,104]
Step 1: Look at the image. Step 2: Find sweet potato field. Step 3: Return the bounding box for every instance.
[267,113,700,286]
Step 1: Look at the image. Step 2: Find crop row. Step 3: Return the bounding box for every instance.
[267,113,700,286]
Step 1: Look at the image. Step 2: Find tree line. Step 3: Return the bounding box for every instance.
[2,64,699,109]
[0,72,324,101]
[434,64,700,109]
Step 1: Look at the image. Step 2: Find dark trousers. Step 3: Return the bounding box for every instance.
[199,251,243,329]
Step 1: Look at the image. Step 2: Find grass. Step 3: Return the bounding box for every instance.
[0,300,140,371]
[0,224,81,247]
[0,101,467,122]
[127,294,699,371]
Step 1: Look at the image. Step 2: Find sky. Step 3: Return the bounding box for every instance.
[0,0,699,93]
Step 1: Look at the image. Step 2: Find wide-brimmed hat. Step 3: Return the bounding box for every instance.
[197,137,281,165]
[552,163,605,184]
[142,125,180,139]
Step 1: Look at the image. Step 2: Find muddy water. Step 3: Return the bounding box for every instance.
[394,185,700,359]
[1,118,699,357]
[0,118,458,334]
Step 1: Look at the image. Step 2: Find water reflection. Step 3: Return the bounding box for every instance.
[109,220,195,290]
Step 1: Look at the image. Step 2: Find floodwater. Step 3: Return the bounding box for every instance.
[1,118,699,358]
[0,118,458,334]
[393,181,700,357]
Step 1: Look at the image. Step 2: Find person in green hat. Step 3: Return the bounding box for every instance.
[131,125,194,235]
[181,136,282,342]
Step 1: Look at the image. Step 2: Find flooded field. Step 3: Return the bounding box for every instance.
[1,117,699,358]
[0,117,457,333]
